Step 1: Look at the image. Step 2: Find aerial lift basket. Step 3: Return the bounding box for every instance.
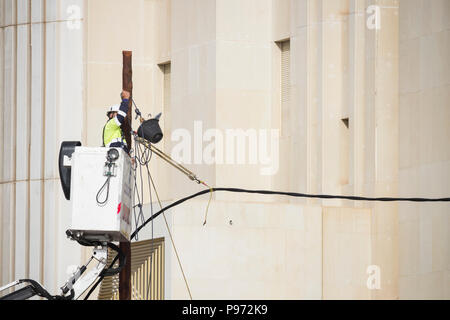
[67,147,133,242]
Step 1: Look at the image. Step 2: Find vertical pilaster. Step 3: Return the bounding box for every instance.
[349,0,366,203]
[320,0,350,205]
[370,0,399,299]
[305,0,321,203]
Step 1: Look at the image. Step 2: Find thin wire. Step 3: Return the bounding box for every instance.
[131,156,142,241]
[133,135,176,300]
[132,134,192,300]
[133,124,194,298]
[202,182,214,226]
[132,140,153,241]
[137,145,146,225]
[143,153,154,300]
[132,145,146,241]
[147,169,193,300]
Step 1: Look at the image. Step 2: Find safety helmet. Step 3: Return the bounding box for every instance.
[106,104,120,117]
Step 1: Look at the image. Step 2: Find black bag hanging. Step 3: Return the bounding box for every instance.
[137,117,163,144]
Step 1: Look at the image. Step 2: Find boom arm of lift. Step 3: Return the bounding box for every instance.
[60,245,109,300]
[0,243,115,300]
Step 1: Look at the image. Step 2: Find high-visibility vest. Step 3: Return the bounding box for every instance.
[102,117,127,148]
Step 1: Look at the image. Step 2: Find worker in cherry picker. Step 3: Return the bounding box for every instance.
[103,90,131,153]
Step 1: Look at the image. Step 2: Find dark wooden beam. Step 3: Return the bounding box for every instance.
[122,50,133,150]
[119,50,132,300]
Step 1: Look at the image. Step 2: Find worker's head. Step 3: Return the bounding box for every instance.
[108,112,117,119]
[107,104,120,119]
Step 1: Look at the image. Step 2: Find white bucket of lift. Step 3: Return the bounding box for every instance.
[68,147,133,242]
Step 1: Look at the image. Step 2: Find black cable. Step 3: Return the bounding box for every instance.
[85,186,450,300]
[67,232,126,277]
[96,175,111,205]
[10,279,74,300]
[64,229,126,300]
[17,279,56,300]
[102,243,127,277]
[83,265,109,300]
[131,187,450,240]
[83,243,126,300]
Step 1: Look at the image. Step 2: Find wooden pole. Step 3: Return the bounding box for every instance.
[122,51,133,150]
[119,50,132,300]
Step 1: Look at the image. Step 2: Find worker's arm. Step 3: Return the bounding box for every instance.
[113,90,130,127]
